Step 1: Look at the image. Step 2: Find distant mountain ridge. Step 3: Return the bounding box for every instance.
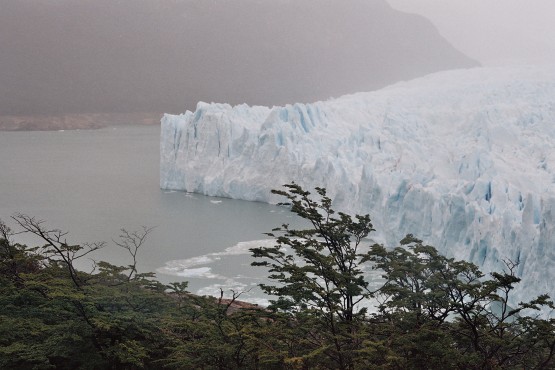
[0,0,478,117]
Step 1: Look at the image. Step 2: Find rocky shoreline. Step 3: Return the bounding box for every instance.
[0,112,162,131]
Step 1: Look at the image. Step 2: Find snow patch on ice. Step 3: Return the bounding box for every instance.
[160,65,555,306]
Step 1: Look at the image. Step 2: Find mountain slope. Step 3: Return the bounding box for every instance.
[0,0,477,116]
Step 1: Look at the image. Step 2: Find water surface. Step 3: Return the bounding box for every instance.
[0,125,297,300]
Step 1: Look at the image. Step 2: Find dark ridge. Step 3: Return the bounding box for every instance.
[0,0,479,117]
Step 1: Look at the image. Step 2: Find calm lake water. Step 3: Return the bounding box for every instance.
[0,125,303,302]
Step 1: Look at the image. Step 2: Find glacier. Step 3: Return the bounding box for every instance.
[161,65,555,306]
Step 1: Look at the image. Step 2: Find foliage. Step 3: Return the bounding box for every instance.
[0,216,174,369]
[367,235,555,369]
[1,184,555,369]
[250,183,555,370]
[251,183,374,369]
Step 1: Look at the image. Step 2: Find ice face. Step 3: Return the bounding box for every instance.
[161,65,555,306]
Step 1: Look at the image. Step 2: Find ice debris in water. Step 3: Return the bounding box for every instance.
[161,65,555,306]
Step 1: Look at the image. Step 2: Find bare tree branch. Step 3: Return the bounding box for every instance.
[113,225,156,281]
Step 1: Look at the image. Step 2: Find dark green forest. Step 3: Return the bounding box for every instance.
[1,184,554,369]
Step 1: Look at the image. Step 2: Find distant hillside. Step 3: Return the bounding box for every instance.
[0,0,478,117]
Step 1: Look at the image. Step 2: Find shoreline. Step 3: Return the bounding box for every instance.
[0,112,162,131]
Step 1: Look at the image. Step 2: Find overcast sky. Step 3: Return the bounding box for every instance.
[387,0,555,66]
[0,0,477,115]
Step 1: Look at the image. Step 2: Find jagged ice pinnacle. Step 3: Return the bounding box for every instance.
[160,65,555,305]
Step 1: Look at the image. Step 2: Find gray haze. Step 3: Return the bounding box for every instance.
[0,0,477,117]
[388,0,555,66]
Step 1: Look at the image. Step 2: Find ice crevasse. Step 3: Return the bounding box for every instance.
[161,65,555,305]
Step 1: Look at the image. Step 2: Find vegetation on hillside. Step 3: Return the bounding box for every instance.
[1,184,554,369]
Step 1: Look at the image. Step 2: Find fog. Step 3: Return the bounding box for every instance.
[0,0,476,118]
[388,0,555,66]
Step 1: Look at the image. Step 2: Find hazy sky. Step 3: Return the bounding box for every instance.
[6,0,553,117]
[0,0,477,116]
[387,0,555,65]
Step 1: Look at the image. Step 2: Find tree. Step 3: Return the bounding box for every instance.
[0,215,174,369]
[1,215,281,369]
[162,289,281,370]
[3,186,555,369]
[251,183,374,369]
[251,184,555,369]
[367,235,555,369]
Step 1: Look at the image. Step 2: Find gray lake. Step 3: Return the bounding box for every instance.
[0,125,302,302]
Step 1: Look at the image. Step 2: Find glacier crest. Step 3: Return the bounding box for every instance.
[160,66,555,305]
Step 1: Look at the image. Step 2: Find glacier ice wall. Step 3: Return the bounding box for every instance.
[161,66,555,305]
